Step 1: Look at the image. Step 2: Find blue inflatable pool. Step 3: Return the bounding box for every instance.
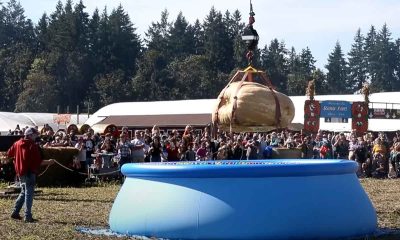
[109,160,377,239]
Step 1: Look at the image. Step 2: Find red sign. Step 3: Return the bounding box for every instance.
[304,100,320,133]
[351,102,368,133]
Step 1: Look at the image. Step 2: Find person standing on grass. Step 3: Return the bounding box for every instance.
[7,127,54,223]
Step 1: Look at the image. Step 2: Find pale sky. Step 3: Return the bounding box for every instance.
[17,0,400,69]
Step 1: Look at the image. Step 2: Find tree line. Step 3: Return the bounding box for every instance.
[0,0,399,113]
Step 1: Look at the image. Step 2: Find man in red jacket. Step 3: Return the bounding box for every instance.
[7,127,54,223]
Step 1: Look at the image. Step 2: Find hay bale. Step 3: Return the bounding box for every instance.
[37,147,83,186]
[213,82,295,132]
[271,148,302,159]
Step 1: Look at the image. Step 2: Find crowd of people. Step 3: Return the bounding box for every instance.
[4,124,400,180]
[4,123,399,224]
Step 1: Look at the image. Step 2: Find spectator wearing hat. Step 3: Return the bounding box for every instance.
[7,127,54,223]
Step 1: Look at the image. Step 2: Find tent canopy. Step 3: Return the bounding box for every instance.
[79,92,400,132]
[0,112,89,135]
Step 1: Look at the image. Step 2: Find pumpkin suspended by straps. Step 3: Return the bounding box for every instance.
[212,81,295,132]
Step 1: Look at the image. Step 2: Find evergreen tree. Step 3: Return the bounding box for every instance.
[131,50,170,101]
[91,4,141,102]
[0,2,4,44]
[167,55,213,99]
[4,0,400,111]
[286,47,317,95]
[35,13,49,54]
[372,24,397,91]
[203,7,233,73]
[108,4,141,77]
[299,47,316,76]
[145,9,170,53]
[364,25,378,84]
[287,47,299,73]
[73,0,90,53]
[312,68,327,95]
[325,41,348,94]
[395,38,400,88]
[167,12,196,60]
[347,29,367,93]
[0,0,35,111]
[95,7,112,73]
[286,47,303,95]
[94,69,127,106]
[190,19,204,55]
[15,58,58,112]
[43,0,91,109]
[229,10,247,68]
[88,8,101,73]
[260,39,289,93]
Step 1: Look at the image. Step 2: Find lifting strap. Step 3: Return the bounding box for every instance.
[214,67,282,134]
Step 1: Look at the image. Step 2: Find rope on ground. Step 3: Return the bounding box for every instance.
[89,169,121,176]
[53,159,87,175]
[37,164,52,177]
[38,159,121,177]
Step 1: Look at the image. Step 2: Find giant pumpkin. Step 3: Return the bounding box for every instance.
[212,68,295,132]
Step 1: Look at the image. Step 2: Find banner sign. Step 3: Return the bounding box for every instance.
[368,108,400,119]
[320,101,352,118]
[304,100,320,133]
[352,102,368,133]
[53,114,71,124]
[324,117,348,123]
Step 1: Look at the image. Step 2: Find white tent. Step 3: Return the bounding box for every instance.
[0,112,89,135]
[84,99,216,127]
[0,112,34,134]
[85,92,400,132]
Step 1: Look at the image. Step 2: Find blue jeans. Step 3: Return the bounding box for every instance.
[119,156,131,169]
[13,172,36,219]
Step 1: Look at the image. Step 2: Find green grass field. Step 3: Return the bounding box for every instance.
[0,179,399,240]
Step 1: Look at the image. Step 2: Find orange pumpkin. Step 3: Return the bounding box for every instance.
[212,81,295,132]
